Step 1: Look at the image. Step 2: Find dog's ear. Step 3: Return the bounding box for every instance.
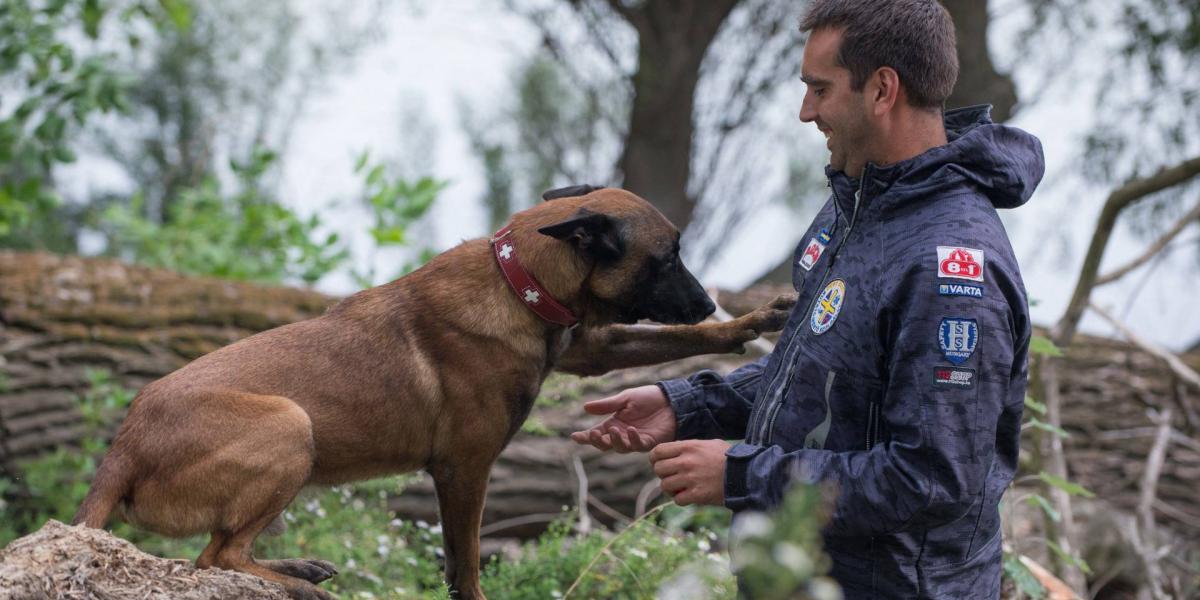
[537,210,623,261]
[542,184,605,201]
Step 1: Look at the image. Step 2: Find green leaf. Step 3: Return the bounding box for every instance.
[1002,554,1046,600]
[158,0,193,31]
[1038,471,1095,499]
[1029,335,1063,357]
[1025,417,1070,439]
[1025,494,1061,523]
[1024,395,1047,415]
[1046,540,1093,575]
[83,0,105,39]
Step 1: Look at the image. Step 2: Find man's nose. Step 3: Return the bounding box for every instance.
[798,94,816,123]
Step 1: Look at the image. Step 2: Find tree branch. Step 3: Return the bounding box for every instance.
[1095,198,1200,286]
[1087,301,1200,391]
[1054,155,1200,345]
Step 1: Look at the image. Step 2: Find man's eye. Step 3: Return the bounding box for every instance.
[813,87,826,97]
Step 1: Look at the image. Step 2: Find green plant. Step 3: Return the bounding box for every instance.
[99,147,347,285]
[0,0,188,249]
[1003,334,1095,599]
[350,150,445,288]
[728,485,841,600]
[481,507,734,600]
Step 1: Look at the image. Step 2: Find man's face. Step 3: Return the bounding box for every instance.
[799,27,872,177]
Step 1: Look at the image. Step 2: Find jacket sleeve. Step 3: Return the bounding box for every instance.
[722,250,1027,537]
[657,354,771,441]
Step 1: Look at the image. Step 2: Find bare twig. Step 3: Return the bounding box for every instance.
[1038,354,1087,595]
[1054,154,1200,345]
[572,454,592,535]
[479,513,562,537]
[1132,407,1174,600]
[634,479,661,518]
[1095,199,1200,286]
[1088,301,1200,391]
[587,494,632,525]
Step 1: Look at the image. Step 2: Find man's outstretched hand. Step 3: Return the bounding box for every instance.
[569,385,677,453]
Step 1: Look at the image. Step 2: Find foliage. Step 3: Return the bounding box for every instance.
[728,485,842,600]
[483,508,734,600]
[98,147,347,285]
[350,150,445,288]
[0,0,185,249]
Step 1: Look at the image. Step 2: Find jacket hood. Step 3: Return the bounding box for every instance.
[827,104,1045,211]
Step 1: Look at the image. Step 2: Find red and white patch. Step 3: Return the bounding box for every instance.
[798,238,826,271]
[937,246,985,282]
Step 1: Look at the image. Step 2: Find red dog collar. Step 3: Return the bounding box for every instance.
[491,225,580,328]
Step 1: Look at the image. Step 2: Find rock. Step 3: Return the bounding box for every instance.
[0,520,289,600]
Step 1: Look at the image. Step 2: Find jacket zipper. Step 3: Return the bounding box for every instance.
[753,173,869,446]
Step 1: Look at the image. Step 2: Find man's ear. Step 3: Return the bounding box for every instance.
[537,210,624,261]
[542,184,606,201]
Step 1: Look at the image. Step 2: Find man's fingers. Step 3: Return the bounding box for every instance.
[583,395,626,415]
[588,428,614,451]
[606,424,632,453]
[660,474,688,496]
[652,456,682,478]
[631,429,657,451]
[569,431,590,444]
[649,440,687,463]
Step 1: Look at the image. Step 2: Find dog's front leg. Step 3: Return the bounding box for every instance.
[431,459,493,600]
[556,293,797,376]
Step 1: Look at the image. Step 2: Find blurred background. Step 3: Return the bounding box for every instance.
[2,1,1199,599]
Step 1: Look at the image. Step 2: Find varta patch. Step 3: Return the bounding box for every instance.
[937,246,985,282]
[810,279,846,335]
[934,367,976,388]
[939,318,979,364]
[938,283,984,298]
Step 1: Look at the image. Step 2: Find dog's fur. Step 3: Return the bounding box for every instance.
[73,188,793,599]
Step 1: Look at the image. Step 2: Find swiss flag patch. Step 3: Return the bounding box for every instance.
[937,246,985,282]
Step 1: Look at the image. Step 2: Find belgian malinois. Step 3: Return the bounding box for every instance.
[73,186,794,599]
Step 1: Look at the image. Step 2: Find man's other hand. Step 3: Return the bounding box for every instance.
[569,385,677,453]
[649,440,730,506]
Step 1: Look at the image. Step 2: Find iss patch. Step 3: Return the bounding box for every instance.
[938,318,978,364]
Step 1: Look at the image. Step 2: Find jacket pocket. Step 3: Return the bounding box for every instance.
[918,527,1002,598]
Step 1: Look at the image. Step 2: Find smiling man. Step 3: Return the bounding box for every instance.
[571,0,1044,597]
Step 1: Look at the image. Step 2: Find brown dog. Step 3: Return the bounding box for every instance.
[73,187,793,599]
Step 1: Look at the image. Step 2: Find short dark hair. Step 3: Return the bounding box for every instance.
[800,0,958,110]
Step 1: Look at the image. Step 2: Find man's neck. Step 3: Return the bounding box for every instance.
[874,108,948,168]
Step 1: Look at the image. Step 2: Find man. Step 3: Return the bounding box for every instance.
[570,0,1044,597]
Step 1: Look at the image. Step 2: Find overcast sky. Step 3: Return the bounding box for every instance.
[270,1,1200,350]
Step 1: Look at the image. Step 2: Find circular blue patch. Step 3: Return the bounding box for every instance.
[810,279,846,335]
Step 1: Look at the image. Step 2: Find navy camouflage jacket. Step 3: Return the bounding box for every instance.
[659,106,1044,599]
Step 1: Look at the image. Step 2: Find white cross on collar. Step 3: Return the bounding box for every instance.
[499,243,514,260]
[523,289,541,304]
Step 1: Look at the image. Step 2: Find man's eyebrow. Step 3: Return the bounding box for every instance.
[800,74,831,86]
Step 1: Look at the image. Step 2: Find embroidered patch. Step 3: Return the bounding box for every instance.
[810,279,846,335]
[817,227,832,244]
[937,246,985,282]
[939,318,978,364]
[938,283,984,298]
[934,367,976,388]
[798,238,826,271]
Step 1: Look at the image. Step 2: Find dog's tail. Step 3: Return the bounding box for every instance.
[72,451,133,529]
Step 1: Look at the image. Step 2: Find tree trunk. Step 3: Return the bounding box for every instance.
[613,0,740,230]
[942,0,1018,121]
[0,251,335,468]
